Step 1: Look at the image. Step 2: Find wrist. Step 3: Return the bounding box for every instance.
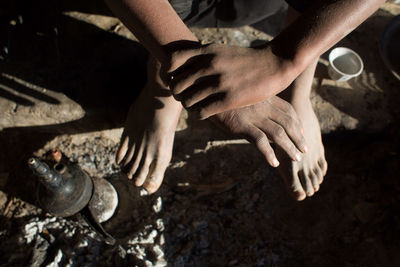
[161,40,201,67]
[269,32,314,79]
[258,44,304,97]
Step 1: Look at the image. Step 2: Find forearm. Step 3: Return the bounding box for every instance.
[272,0,385,75]
[105,0,198,65]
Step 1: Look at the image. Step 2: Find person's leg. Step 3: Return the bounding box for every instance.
[116,0,198,193]
[276,6,327,200]
[116,56,182,194]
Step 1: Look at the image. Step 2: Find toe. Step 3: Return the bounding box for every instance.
[313,167,324,185]
[122,144,135,167]
[318,158,328,176]
[143,160,169,194]
[309,171,320,192]
[127,142,145,179]
[134,155,152,187]
[281,167,306,201]
[116,136,129,164]
[299,171,314,197]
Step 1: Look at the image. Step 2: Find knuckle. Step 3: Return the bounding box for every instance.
[218,74,228,88]
[254,135,270,153]
[288,144,298,155]
[285,103,296,114]
[284,105,298,119]
[208,56,220,69]
[255,132,266,144]
[272,126,285,139]
[281,116,294,129]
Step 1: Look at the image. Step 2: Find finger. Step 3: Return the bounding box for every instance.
[268,108,308,153]
[176,78,220,108]
[170,55,215,95]
[168,47,203,73]
[143,159,169,194]
[188,92,233,120]
[244,126,280,167]
[260,120,302,162]
[116,135,129,164]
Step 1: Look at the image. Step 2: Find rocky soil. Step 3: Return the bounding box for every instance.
[0,1,399,266]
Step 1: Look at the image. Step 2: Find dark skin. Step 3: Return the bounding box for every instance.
[167,0,385,119]
[106,0,384,198]
[117,57,306,193]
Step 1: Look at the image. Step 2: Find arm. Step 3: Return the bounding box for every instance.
[272,0,386,73]
[104,0,198,65]
[105,0,308,167]
[168,0,386,119]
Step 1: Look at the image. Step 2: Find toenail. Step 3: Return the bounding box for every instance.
[295,191,306,201]
[272,158,280,167]
[144,181,157,192]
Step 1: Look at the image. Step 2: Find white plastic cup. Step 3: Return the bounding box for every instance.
[328,47,364,82]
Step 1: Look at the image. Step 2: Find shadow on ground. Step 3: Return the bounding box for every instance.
[0,1,400,266]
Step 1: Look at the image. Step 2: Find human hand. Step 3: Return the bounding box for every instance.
[210,96,307,166]
[168,43,296,119]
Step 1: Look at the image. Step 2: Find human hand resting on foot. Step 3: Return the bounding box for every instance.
[168,43,298,120]
[210,96,308,167]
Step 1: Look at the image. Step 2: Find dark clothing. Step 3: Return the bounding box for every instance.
[285,0,314,12]
[169,0,312,27]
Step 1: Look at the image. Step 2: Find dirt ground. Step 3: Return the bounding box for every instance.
[0,1,400,266]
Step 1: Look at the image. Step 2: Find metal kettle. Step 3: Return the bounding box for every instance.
[27,151,118,244]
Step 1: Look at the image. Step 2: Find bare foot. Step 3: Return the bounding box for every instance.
[276,100,327,201]
[116,59,182,194]
[211,97,308,167]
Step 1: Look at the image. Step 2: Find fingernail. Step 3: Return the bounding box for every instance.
[301,128,304,134]
[273,158,280,167]
[303,145,308,153]
[295,153,302,161]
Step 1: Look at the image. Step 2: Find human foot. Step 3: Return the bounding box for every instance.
[276,100,327,201]
[116,59,182,194]
[210,96,308,167]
